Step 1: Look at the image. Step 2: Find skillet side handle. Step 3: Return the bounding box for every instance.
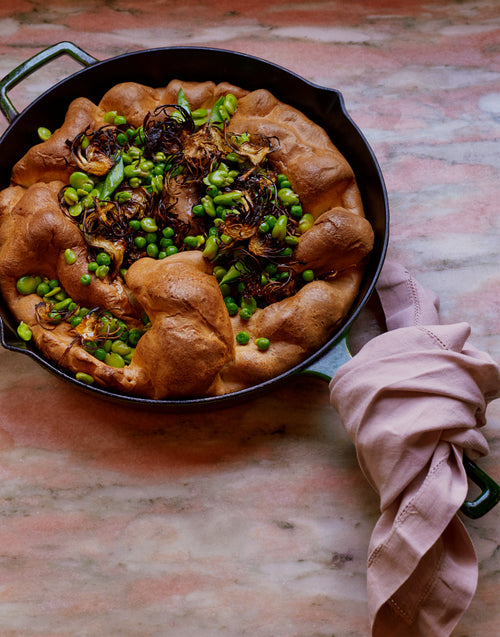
[460,455,500,519]
[0,41,98,124]
[301,335,500,519]
[298,333,352,382]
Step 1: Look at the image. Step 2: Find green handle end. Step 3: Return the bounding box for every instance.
[0,41,97,124]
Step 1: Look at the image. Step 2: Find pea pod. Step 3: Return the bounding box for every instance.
[208,96,227,127]
[177,87,191,114]
[219,261,247,286]
[99,156,124,200]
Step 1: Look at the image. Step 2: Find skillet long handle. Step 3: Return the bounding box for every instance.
[0,41,97,124]
[300,335,500,519]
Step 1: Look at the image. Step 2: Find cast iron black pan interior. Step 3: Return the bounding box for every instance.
[0,46,389,410]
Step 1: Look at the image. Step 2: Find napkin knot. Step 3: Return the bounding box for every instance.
[329,261,500,637]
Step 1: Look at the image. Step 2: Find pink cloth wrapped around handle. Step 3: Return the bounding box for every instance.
[329,261,500,637]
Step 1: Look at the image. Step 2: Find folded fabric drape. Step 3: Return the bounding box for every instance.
[329,261,500,637]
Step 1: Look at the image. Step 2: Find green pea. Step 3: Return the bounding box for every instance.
[17,321,32,341]
[95,265,109,279]
[127,329,143,346]
[302,269,315,282]
[279,180,291,189]
[236,331,250,345]
[145,232,157,244]
[158,251,167,259]
[226,302,239,316]
[64,248,77,265]
[280,247,294,257]
[239,308,253,321]
[277,174,289,183]
[146,243,159,258]
[96,252,111,266]
[160,237,173,248]
[103,339,113,353]
[129,219,141,231]
[63,187,79,206]
[36,281,51,296]
[192,204,205,217]
[114,115,127,126]
[70,316,82,328]
[88,261,98,272]
[206,184,219,198]
[164,246,178,256]
[37,126,52,141]
[290,204,303,219]
[285,235,299,246]
[162,226,175,238]
[93,348,107,361]
[255,337,270,351]
[80,274,92,285]
[134,236,147,249]
[16,275,42,295]
[259,222,270,234]
[264,215,277,228]
[116,132,128,146]
[129,177,141,188]
[75,372,94,385]
[105,352,125,368]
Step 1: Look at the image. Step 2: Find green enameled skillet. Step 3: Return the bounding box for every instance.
[0,43,497,517]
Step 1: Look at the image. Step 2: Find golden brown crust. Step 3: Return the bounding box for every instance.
[125,252,235,398]
[229,90,363,218]
[0,80,373,399]
[11,98,106,187]
[293,207,374,276]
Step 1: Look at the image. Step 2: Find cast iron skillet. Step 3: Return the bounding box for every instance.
[0,43,498,517]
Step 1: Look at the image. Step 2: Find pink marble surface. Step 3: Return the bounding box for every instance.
[0,1,499,635]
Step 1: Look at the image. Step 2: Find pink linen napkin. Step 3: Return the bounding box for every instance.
[329,261,500,637]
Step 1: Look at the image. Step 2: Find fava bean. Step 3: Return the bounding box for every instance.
[76,372,94,384]
[17,321,32,341]
[37,126,51,141]
[16,275,41,295]
[64,248,77,265]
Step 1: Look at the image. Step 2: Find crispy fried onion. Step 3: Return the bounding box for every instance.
[68,125,121,176]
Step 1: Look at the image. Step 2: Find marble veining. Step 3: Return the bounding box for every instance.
[0,1,499,635]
